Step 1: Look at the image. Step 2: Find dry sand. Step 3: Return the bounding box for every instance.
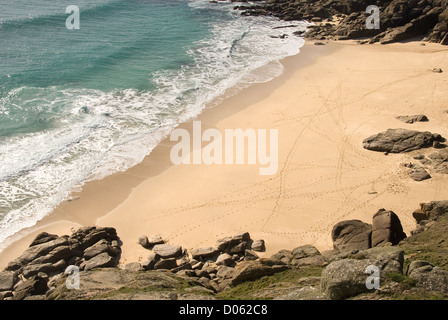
[1,40,448,268]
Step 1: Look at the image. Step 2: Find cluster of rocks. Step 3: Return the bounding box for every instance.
[0,227,121,300]
[132,233,291,292]
[412,149,448,176]
[330,208,407,254]
[229,0,448,45]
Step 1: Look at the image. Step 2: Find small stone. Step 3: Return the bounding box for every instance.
[433,68,443,73]
[251,240,266,252]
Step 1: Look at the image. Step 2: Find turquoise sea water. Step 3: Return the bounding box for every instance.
[0,0,306,247]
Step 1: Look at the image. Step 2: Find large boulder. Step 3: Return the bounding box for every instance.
[154,258,177,270]
[83,252,116,271]
[331,220,372,252]
[412,200,448,223]
[408,260,448,293]
[230,261,288,287]
[0,271,18,291]
[29,232,59,247]
[13,275,48,300]
[216,233,250,254]
[362,129,443,153]
[290,245,326,267]
[322,246,404,300]
[371,209,407,247]
[153,244,183,259]
[191,247,219,260]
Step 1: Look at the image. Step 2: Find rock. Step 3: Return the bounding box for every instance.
[195,270,210,279]
[271,250,293,264]
[0,291,13,300]
[412,201,448,224]
[363,129,444,153]
[331,220,372,252]
[396,115,428,124]
[29,232,58,247]
[408,260,448,293]
[371,209,407,247]
[433,68,443,73]
[83,252,116,271]
[216,253,234,267]
[192,262,204,270]
[244,250,259,261]
[141,252,160,270]
[153,244,183,259]
[190,247,219,260]
[138,236,150,249]
[216,233,250,254]
[147,235,164,246]
[251,239,265,252]
[409,167,431,181]
[83,240,112,260]
[291,245,326,266]
[123,262,144,272]
[171,263,192,273]
[22,263,54,278]
[274,286,326,300]
[216,266,235,280]
[230,261,288,286]
[154,258,177,270]
[321,259,369,300]
[13,275,48,300]
[0,271,18,291]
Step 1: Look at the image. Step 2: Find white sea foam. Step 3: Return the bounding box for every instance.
[0,1,308,249]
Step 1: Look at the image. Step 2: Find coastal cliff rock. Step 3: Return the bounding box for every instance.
[371,209,407,247]
[233,0,448,45]
[331,220,372,252]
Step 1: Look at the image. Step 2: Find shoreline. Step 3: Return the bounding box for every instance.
[0,41,327,268]
[2,40,448,268]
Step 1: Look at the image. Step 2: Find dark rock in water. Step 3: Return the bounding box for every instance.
[371,209,407,247]
[331,220,372,252]
[396,115,428,124]
[408,260,448,293]
[29,232,59,247]
[363,129,444,153]
[13,275,48,300]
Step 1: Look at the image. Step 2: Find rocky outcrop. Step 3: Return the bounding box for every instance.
[234,0,448,45]
[363,129,444,153]
[371,209,407,247]
[396,115,428,124]
[331,220,372,252]
[408,260,448,293]
[411,200,448,232]
[2,226,121,300]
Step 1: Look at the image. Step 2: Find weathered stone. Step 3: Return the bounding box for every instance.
[231,261,287,287]
[138,236,150,249]
[13,275,48,300]
[216,266,235,280]
[216,253,234,266]
[123,262,144,272]
[408,260,448,293]
[83,252,116,271]
[191,247,219,260]
[154,258,177,270]
[153,244,182,259]
[83,240,111,260]
[216,233,250,253]
[147,235,164,246]
[0,271,18,291]
[244,250,259,261]
[141,252,160,270]
[409,167,431,181]
[371,209,407,247]
[271,250,293,264]
[251,240,266,252]
[396,115,428,124]
[331,220,372,252]
[22,263,54,278]
[363,129,443,153]
[29,232,59,247]
[192,262,204,270]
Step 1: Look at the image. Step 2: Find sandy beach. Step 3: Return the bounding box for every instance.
[2,40,448,269]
